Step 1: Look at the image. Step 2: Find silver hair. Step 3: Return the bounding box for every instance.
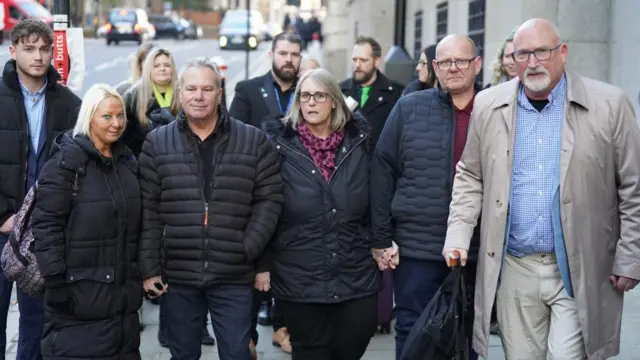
[282,68,351,132]
[178,57,223,89]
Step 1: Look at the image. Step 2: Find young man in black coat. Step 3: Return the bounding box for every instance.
[0,19,81,360]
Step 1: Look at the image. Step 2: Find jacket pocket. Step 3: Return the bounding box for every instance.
[66,267,115,320]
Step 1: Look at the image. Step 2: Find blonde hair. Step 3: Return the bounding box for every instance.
[73,84,126,137]
[134,47,179,127]
[282,68,350,132]
[130,42,156,83]
[490,28,517,86]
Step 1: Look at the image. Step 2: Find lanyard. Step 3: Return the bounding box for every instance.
[274,88,294,115]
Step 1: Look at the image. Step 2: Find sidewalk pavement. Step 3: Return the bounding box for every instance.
[4,287,640,359]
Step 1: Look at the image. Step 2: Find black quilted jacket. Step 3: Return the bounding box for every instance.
[370,88,481,261]
[137,106,283,287]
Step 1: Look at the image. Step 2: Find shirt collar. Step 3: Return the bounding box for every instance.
[517,73,567,110]
[19,77,47,98]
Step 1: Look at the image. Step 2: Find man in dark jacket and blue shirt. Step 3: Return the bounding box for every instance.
[0,19,81,360]
[371,34,483,360]
[138,57,283,360]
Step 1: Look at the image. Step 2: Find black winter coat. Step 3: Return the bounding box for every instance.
[262,114,379,303]
[121,84,175,158]
[33,132,143,360]
[340,71,403,147]
[0,60,81,226]
[138,107,283,287]
[370,88,481,261]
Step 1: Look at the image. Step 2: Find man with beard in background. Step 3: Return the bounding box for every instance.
[230,32,302,129]
[340,36,403,147]
[229,31,302,356]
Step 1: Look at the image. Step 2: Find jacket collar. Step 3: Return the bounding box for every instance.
[491,68,588,110]
[262,110,370,143]
[2,60,61,94]
[177,104,231,137]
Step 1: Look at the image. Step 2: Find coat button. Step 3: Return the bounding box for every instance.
[332,209,336,213]
[276,145,280,149]
[360,134,364,138]
[311,170,316,174]
[106,274,111,280]
[69,276,74,281]
[332,253,336,257]
[488,251,495,257]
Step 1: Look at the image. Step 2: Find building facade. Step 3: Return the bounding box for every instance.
[323,0,640,114]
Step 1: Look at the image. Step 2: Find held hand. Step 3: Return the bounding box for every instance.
[254,272,271,292]
[388,242,400,269]
[442,248,468,267]
[0,215,15,234]
[372,245,398,271]
[143,276,168,299]
[609,275,640,292]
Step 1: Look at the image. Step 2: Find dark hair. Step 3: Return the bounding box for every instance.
[11,19,53,46]
[422,44,438,89]
[271,32,303,52]
[355,36,382,58]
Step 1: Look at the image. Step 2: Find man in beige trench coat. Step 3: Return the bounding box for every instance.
[442,18,640,360]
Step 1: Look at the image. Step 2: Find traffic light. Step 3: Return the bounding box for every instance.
[286,0,300,6]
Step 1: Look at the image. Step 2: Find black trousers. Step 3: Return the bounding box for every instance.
[250,290,285,344]
[280,294,378,360]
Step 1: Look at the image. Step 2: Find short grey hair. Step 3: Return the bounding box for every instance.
[178,57,222,89]
[282,68,351,132]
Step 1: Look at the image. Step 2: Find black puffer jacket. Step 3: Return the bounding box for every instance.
[33,132,142,360]
[0,60,81,226]
[371,88,481,261]
[262,114,379,303]
[138,106,283,287]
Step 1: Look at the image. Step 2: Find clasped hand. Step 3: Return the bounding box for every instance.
[371,241,399,270]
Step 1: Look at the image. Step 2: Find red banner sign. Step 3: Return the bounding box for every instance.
[53,30,68,86]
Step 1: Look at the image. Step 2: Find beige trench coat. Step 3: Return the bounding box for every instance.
[444,69,640,360]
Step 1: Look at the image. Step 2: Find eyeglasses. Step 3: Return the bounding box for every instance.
[435,57,477,70]
[418,60,428,67]
[511,44,561,63]
[300,92,329,103]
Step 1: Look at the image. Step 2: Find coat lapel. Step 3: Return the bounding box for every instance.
[559,70,589,194]
[261,73,283,118]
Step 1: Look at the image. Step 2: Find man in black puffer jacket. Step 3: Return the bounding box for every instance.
[371,34,483,360]
[0,19,81,360]
[138,57,283,360]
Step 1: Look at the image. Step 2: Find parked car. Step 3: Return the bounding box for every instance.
[181,18,202,39]
[105,8,155,46]
[218,15,262,51]
[149,14,186,40]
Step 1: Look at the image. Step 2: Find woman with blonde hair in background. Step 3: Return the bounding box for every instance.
[261,68,379,360]
[33,84,143,359]
[115,42,156,96]
[122,47,179,157]
[299,57,320,77]
[487,28,518,88]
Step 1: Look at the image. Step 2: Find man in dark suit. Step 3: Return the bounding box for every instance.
[229,32,302,129]
[229,31,302,356]
[340,36,404,147]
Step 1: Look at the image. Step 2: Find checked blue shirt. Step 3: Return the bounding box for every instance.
[507,74,567,257]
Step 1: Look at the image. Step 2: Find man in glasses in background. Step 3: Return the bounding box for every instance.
[370,33,482,360]
[443,18,640,360]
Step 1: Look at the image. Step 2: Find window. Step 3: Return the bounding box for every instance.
[468,0,486,83]
[413,10,423,59]
[436,2,448,43]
